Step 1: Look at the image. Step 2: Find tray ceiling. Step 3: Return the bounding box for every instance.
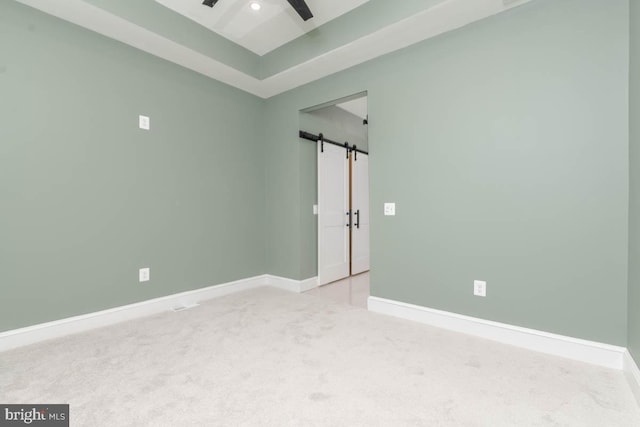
[14,0,533,98]
[155,0,370,56]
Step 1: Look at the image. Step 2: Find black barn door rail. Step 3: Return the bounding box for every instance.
[299,131,368,157]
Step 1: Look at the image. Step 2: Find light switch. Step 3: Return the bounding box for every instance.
[384,203,396,216]
[313,204,318,215]
[139,115,150,130]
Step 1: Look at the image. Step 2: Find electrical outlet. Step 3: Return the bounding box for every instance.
[139,267,150,282]
[474,280,486,297]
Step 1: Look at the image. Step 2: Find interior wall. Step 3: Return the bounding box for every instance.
[0,1,266,332]
[628,0,640,359]
[265,0,630,345]
[2,0,632,348]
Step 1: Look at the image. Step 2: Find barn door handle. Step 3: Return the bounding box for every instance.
[355,210,360,229]
[346,210,352,228]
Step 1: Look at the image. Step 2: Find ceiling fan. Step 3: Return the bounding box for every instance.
[202,0,314,21]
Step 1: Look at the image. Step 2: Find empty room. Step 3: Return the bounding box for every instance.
[2,0,640,425]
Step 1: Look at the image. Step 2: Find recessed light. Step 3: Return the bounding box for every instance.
[250,2,261,11]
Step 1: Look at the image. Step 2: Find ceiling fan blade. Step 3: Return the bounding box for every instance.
[286,0,313,21]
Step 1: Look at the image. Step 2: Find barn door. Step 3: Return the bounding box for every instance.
[351,152,370,275]
[317,143,350,285]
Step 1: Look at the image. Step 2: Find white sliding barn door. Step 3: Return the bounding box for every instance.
[318,143,350,285]
[351,153,370,275]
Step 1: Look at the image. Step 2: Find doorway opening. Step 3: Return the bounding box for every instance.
[298,92,369,301]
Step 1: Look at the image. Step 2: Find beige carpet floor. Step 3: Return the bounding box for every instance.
[1,287,639,426]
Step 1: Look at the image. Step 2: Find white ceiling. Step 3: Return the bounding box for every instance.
[155,0,370,55]
[15,0,534,98]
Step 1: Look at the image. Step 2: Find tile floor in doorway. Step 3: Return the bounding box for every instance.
[305,271,370,308]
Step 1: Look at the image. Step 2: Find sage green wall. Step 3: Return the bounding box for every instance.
[628,0,640,358]
[2,0,632,348]
[265,0,630,345]
[0,1,266,332]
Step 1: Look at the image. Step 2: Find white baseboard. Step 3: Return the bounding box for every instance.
[0,274,317,353]
[624,350,640,404]
[368,296,626,370]
[299,277,320,292]
[267,275,318,293]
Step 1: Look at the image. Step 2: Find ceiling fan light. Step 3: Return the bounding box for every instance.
[250,2,261,11]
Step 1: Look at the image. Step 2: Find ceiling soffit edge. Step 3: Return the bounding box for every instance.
[13,0,533,99]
